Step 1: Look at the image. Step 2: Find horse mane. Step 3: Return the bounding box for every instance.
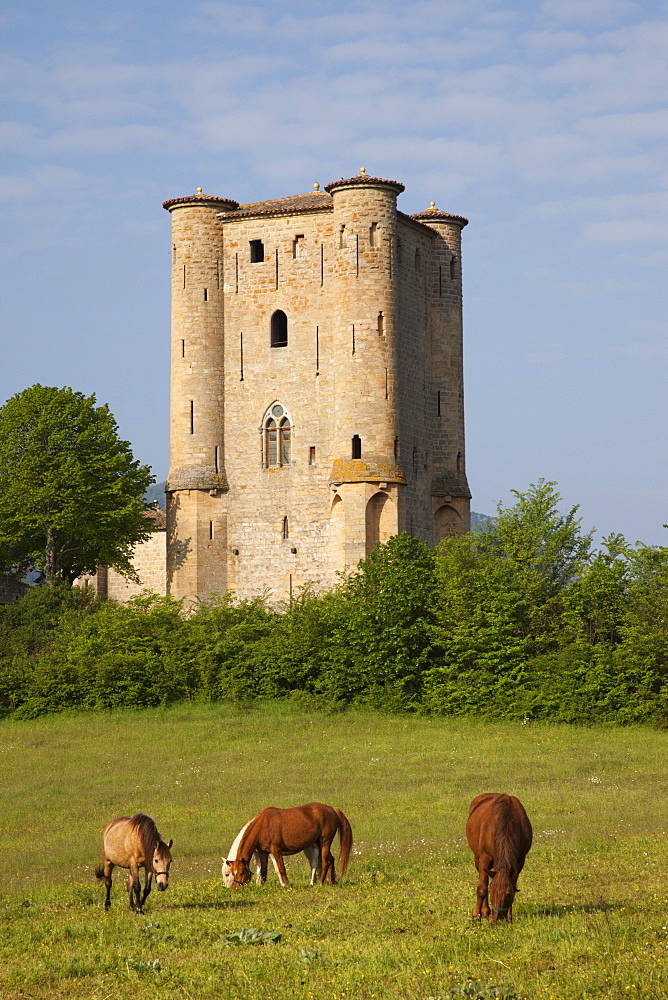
[493,796,519,874]
[238,810,265,860]
[131,812,161,859]
[226,819,254,861]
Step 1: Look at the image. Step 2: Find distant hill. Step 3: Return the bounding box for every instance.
[145,481,166,509]
[470,511,495,532]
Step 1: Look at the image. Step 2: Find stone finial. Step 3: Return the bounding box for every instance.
[359,166,366,174]
[429,201,436,210]
[313,182,320,191]
[196,187,203,194]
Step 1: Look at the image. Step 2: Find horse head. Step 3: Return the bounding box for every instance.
[225,857,252,889]
[153,838,173,891]
[487,868,517,925]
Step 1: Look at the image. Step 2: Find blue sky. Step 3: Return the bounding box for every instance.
[1,0,666,543]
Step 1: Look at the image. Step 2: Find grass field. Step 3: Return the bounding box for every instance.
[1,702,668,999]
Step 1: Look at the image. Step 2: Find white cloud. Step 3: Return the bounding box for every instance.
[580,109,668,141]
[540,0,641,25]
[610,341,668,362]
[583,217,668,244]
[0,163,86,201]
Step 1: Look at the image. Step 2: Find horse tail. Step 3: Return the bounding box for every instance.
[95,863,105,880]
[334,808,353,878]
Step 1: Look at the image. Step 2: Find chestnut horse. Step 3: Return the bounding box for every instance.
[95,813,173,912]
[222,819,321,887]
[465,793,532,925]
[224,802,353,889]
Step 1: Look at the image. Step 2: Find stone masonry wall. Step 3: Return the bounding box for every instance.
[164,174,469,604]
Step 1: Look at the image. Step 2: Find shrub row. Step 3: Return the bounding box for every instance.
[2,483,667,725]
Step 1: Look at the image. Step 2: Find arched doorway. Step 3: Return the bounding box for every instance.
[366,492,394,556]
[434,504,462,543]
[331,494,345,571]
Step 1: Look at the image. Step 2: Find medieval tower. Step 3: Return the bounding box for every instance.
[163,170,470,603]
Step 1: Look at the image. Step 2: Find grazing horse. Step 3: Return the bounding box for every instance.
[224,802,353,889]
[465,792,532,925]
[222,819,321,888]
[95,813,173,912]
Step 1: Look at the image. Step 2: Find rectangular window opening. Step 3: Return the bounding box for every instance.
[309,446,316,465]
[189,400,194,435]
[203,288,208,301]
[181,339,185,358]
[209,520,214,540]
[250,240,264,263]
[293,235,305,259]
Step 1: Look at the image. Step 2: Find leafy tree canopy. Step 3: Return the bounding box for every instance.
[0,384,154,583]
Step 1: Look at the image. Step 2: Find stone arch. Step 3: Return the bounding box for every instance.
[262,401,292,467]
[434,504,462,543]
[330,493,345,571]
[366,491,394,556]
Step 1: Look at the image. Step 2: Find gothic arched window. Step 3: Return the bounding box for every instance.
[264,403,291,467]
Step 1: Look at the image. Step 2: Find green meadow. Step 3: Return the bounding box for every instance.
[1,702,667,999]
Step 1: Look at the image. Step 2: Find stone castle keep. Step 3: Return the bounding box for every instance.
[163,170,470,603]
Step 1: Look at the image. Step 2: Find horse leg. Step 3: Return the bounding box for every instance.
[319,840,336,885]
[256,850,269,885]
[128,862,142,911]
[270,849,291,887]
[103,861,114,910]
[473,856,491,920]
[305,845,320,885]
[139,869,153,910]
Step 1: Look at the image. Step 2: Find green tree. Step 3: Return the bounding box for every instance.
[0,385,154,583]
[425,480,594,715]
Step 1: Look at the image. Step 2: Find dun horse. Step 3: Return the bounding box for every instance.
[224,802,353,889]
[223,819,320,887]
[95,813,173,912]
[465,792,532,925]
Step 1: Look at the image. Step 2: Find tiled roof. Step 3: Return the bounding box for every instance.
[324,175,405,195]
[410,209,469,227]
[163,194,239,211]
[145,507,167,529]
[220,191,333,220]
